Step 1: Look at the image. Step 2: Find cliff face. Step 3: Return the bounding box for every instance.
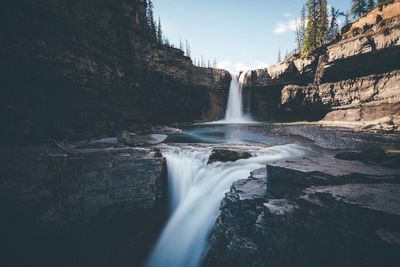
[244,2,400,129]
[281,70,400,127]
[0,141,167,267]
[0,0,230,144]
[205,157,400,267]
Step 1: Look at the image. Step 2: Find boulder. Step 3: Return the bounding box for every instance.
[208,149,252,164]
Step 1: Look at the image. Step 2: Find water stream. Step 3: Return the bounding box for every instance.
[145,70,313,267]
[213,72,254,124]
[145,125,314,267]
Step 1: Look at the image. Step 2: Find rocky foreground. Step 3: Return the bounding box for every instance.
[204,151,400,267]
[0,139,167,267]
[1,124,400,267]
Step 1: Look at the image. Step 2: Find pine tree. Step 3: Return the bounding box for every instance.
[367,0,376,11]
[146,0,157,41]
[344,11,351,25]
[377,0,394,6]
[156,18,163,44]
[185,40,191,57]
[351,0,368,18]
[327,7,340,43]
[302,0,331,56]
[164,37,170,46]
[179,39,184,50]
[302,0,318,56]
[277,49,281,63]
[316,0,329,46]
[295,5,306,52]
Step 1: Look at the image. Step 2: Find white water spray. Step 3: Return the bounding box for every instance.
[225,72,245,121]
[145,144,311,267]
[207,72,255,124]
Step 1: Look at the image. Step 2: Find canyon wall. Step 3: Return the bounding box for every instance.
[0,0,230,144]
[0,1,230,266]
[243,2,400,129]
[0,141,168,267]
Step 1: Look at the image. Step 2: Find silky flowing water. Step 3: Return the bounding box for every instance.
[145,125,314,267]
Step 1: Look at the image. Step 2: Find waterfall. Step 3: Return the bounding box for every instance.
[225,72,244,121]
[145,144,311,267]
[212,72,254,124]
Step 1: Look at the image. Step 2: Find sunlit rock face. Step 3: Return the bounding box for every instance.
[0,0,230,144]
[281,70,400,125]
[244,9,400,126]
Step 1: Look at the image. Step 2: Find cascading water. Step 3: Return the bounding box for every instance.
[145,143,311,267]
[225,72,244,122]
[211,72,254,124]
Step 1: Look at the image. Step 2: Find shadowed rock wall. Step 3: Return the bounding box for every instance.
[0,0,230,144]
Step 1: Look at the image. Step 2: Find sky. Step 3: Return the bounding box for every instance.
[153,0,351,72]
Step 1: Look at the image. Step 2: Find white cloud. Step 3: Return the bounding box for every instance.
[217,60,269,73]
[273,18,298,35]
[283,12,292,17]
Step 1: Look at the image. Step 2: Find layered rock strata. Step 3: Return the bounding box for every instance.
[0,140,167,267]
[205,156,400,267]
[243,2,400,127]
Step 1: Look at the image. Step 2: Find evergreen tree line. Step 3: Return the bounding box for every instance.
[192,56,218,68]
[145,1,216,68]
[276,48,294,63]
[295,0,388,57]
[146,0,166,45]
[353,0,394,18]
[296,0,343,56]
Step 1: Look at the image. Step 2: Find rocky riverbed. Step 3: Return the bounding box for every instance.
[1,124,400,267]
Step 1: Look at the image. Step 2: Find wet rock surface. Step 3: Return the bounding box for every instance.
[208,149,252,164]
[258,123,400,150]
[335,147,400,168]
[0,141,167,267]
[204,154,400,267]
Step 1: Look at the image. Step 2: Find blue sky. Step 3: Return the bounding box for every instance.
[153,0,351,72]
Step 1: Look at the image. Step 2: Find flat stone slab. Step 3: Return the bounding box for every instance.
[302,183,400,216]
[268,155,400,178]
[232,178,267,201]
